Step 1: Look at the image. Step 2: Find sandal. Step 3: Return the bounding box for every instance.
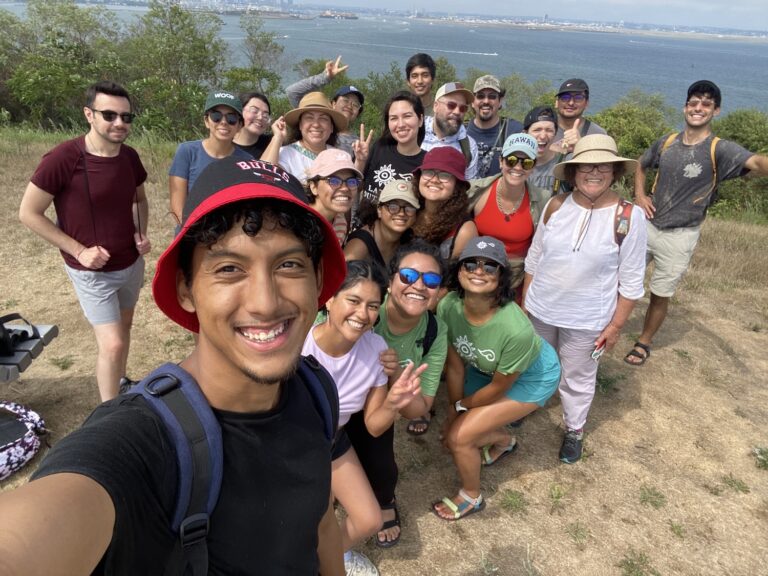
[375,499,401,548]
[431,489,485,521]
[481,436,518,467]
[406,408,435,436]
[624,341,651,366]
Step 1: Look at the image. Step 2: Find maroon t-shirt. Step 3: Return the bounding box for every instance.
[31,136,147,271]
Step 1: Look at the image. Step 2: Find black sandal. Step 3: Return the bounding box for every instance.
[624,341,651,366]
[375,500,401,548]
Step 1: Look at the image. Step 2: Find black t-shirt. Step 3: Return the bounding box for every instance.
[361,141,426,206]
[33,373,332,575]
[235,134,272,159]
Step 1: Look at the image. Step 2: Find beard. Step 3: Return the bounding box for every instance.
[435,115,461,137]
[240,356,300,386]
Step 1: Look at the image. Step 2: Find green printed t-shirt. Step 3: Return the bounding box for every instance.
[374,296,448,397]
[437,291,541,377]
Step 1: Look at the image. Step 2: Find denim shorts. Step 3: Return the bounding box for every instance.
[65,257,145,325]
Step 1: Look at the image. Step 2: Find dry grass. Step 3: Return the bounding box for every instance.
[2,128,768,575]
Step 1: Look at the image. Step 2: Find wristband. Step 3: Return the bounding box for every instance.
[454,399,468,414]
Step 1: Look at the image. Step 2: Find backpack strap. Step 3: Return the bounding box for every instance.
[458,136,472,167]
[614,199,634,247]
[133,363,223,576]
[650,132,679,195]
[542,193,569,225]
[419,311,438,357]
[298,355,339,441]
[708,136,721,204]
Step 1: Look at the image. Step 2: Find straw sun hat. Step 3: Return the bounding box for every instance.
[553,134,637,181]
[283,92,348,132]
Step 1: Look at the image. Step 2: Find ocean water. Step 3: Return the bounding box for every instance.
[4,3,767,114]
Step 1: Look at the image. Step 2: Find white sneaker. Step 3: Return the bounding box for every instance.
[345,550,379,576]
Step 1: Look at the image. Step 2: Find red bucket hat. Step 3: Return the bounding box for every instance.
[413,146,468,183]
[152,158,347,332]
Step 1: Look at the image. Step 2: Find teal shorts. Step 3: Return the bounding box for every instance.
[464,339,560,407]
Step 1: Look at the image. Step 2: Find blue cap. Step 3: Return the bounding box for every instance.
[333,85,364,107]
[501,133,538,160]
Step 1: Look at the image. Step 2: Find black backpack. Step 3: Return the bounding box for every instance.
[418,311,439,357]
[125,356,339,576]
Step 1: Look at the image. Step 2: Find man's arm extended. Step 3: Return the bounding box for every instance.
[0,473,114,576]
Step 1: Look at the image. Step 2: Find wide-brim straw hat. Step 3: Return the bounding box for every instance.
[553,134,637,181]
[284,92,348,132]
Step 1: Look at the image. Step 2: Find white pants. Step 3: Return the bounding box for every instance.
[529,315,601,430]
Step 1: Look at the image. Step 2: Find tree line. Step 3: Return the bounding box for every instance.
[1,0,766,220]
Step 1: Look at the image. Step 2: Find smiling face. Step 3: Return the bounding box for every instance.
[555,91,589,120]
[434,94,469,138]
[526,119,557,155]
[388,252,441,319]
[299,110,333,149]
[204,105,242,142]
[683,93,720,128]
[332,93,362,122]
[177,222,321,387]
[472,89,502,123]
[325,279,382,346]
[408,66,434,98]
[85,93,132,145]
[574,163,615,201]
[378,200,417,235]
[309,169,358,218]
[242,97,270,137]
[458,258,500,298]
[418,169,457,203]
[500,153,535,189]
[387,100,423,146]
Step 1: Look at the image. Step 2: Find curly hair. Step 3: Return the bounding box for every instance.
[388,238,445,281]
[444,258,516,308]
[178,199,325,284]
[410,174,471,245]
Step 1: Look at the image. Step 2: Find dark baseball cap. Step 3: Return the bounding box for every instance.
[557,78,589,97]
[459,236,507,268]
[687,80,721,107]
[524,106,558,131]
[333,85,365,107]
[153,158,346,332]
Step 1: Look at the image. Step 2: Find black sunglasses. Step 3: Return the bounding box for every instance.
[462,259,500,275]
[90,108,135,124]
[398,267,442,289]
[208,110,240,126]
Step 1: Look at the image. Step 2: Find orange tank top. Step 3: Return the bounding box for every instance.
[474,180,533,257]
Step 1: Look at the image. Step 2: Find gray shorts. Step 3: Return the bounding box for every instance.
[646,222,701,298]
[65,257,145,325]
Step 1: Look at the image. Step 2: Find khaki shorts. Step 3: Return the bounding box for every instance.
[645,222,701,297]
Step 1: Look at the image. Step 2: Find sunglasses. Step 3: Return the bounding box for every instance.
[421,169,454,183]
[475,91,499,101]
[382,201,417,216]
[558,93,587,103]
[398,267,442,289]
[504,156,536,170]
[576,163,613,173]
[686,99,715,109]
[208,110,240,126]
[323,176,360,190]
[462,259,500,275]
[441,101,469,114]
[90,108,135,124]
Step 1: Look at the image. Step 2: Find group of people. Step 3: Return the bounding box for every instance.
[5,51,768,575]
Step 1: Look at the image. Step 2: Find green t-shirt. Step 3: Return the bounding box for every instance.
[437,291,541,376]
[374,296,448,397]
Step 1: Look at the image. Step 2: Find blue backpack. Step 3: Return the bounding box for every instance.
[126,355,339,576]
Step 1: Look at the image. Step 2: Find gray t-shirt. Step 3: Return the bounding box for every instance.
[641,133,752,229]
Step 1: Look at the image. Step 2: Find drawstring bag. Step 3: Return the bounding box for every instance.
[0,401,48,481]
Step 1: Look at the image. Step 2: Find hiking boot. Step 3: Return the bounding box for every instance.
[559,429,583,464]
[345,550,379,576]
[118,376,137,394]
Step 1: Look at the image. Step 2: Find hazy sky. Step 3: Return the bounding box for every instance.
[307,1,768,32]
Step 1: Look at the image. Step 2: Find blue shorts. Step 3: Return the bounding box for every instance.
[65,257,145,325]
[464,340,560,407]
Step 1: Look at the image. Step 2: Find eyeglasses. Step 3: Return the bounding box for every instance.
[686,99,715,109]
[336,95,362,111]
[245,106,271,120]
[558,92,587,103]
[208,110,240,126]
[576,163,614,173]
[421,169,454,183]
[504,156,536,170]
[89,108,135,124]
[322,176,360,190]
[398,267,442,289]
[462,259,500,275]
[475,91,499,101]
[441,100,469,114]
[382,201,417,216]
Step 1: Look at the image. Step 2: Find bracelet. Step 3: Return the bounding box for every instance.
[75,247,86,261]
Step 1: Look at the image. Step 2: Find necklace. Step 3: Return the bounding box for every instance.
[496,182,525,222]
